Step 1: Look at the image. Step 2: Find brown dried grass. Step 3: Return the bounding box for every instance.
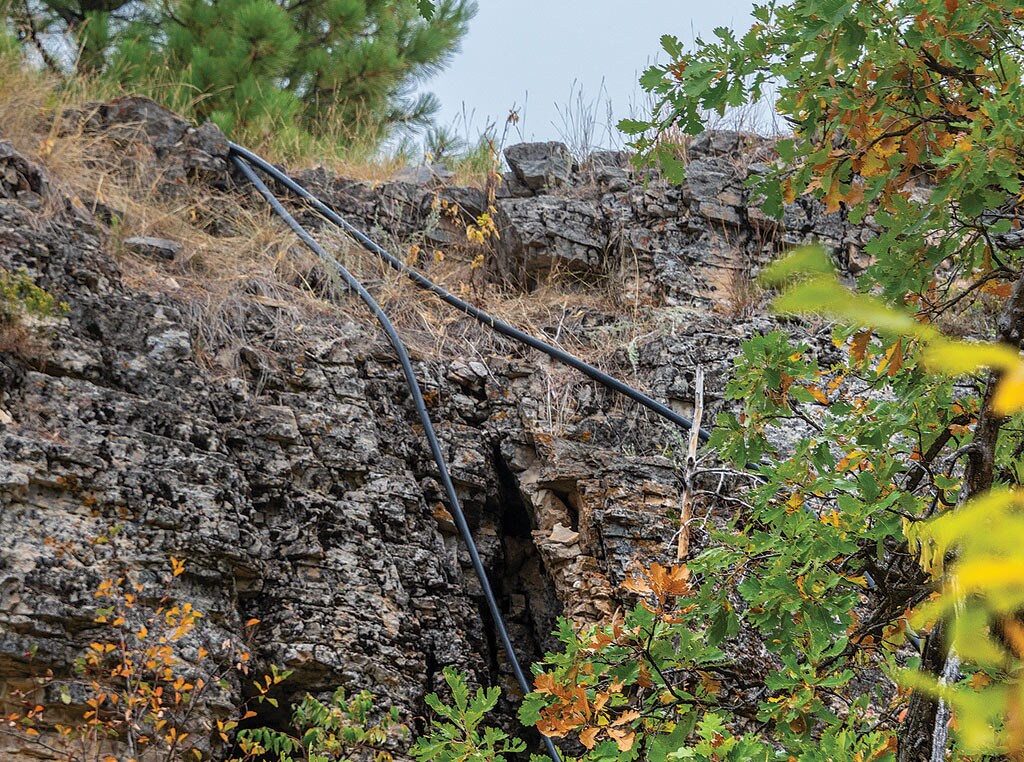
[0,52,659,402]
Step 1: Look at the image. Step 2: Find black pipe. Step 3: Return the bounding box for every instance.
[227,142,711,444]
[230,155,563,762]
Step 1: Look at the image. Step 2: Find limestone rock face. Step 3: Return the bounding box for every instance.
[495,195,607,286]
[0,101,859,760]
[0,141,47,202]
[504,142,574,192]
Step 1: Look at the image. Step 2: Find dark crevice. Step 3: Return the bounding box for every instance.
[474,441,564,756]
[491,441,563,660]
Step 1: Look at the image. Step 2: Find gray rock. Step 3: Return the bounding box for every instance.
[102,96,192,152]
[62,96,191,154]
[0,141,47,199]
[504,142,573,191]
[0,103,873,760]
[495,195,607,285]
[185,121,230,158]
[689,129,768,158]
[497,170,535,198]
[123,236,182,261]
[391,164,455,185]
[587,150,629,169]
[584,152,632,192]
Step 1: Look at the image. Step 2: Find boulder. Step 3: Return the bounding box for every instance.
[495,195,607,285]
[504,142,573,192]
[123,236,183,261]
[0,141,47,200]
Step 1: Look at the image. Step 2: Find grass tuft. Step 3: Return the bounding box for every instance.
[0,45,698,440]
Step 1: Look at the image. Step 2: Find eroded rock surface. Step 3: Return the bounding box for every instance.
[0,102,856,759]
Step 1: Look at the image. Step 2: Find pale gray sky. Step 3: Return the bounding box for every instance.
[425,1,759,149]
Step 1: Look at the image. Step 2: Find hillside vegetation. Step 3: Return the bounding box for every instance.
[3,1,1024,761]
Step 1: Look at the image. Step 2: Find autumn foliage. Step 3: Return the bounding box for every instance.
[524,0,1024,760]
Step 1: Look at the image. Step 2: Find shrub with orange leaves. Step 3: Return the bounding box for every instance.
[1,557,286,762]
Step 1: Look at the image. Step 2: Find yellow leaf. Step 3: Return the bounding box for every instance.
[875,136,900,158]
[992,363,1024,416]
[760,246,834,287]
[922,340,1024,415]
[859,149,887,178]
[773,274,937,340]
[170,558,185,577]
[921,339,1021,375]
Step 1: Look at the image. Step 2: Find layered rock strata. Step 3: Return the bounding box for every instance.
[0,98,857,759]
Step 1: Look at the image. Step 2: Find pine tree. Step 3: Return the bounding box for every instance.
[119,0,303,137]
[3,0,474,147]
[280,0,473,139]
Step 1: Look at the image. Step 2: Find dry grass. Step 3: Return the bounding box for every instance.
[0,52,679,424]
[0,55,350,370]
[0,55,56,156]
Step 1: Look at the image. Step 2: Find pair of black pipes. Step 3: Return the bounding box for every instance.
[229,144,712,762]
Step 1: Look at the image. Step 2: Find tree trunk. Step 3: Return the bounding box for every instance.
[898,273,1024,759]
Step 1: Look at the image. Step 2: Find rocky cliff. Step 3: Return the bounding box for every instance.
[0,98,858,760]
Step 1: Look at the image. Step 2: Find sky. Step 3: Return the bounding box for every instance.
[423,0,759,151]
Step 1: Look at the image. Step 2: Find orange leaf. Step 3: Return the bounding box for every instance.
[850,330,871,362]
[607,727,636,752]
[579,727,600,749]
[647,563,691,597]
[885,338,904,377]
[533,673,559,696]
[823,177,843,214]
[807,385,829,404]
[612,710,640,726]
[782,177,797,204]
